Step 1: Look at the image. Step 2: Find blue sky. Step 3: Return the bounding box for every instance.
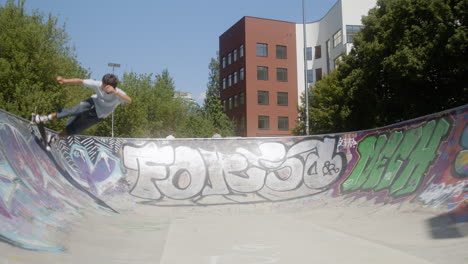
[4,0,338,104]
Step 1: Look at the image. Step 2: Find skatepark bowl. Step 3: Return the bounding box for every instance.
[0,105,467,264]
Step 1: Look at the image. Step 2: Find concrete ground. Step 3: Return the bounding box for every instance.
[1,197,467,264]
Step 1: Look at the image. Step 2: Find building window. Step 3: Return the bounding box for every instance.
[223,100,227,111]
[278,117,289,130]
[334,55,343,69]
[222,78,226,89]
[228,53,232,65]
[307,69,314,83]
[315,46,321,59]
[277,68,288,82]
[229,97,233,110]
[333,29,342,48]
[240,68,245,81]
[306,47,313,60]
[257,66,268,80]
[240,116,245,129]
[276,45,287,59]
[316,68,323,81]
[234,72,238,84]
[346,25,363,43]
[258,116,270,130]
[256,43,268,57]
[222,57,226,68]
[240,92,245,105]
[234,95,238,107]
[228,74,232,87]
[233,49,238,62]
[258,91,269,105]
[240,44,244,57]
[277,92,288,106]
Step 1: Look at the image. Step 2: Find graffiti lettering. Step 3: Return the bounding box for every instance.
[123,138,345,202]
[418,180,468,207]
[342,119,450,197]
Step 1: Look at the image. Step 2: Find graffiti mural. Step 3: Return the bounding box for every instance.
[122,137,345,203]
[342,118,450,197]
[0,105,466,252]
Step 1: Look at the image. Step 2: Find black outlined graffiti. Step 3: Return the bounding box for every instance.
[342,118,450,197]
[123,137,346,204]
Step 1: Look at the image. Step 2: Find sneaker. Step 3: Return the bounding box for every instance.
[45,134,59,151]
[46,134,58,145]
[35,114,49,124]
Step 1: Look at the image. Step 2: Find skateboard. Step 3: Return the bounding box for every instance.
[30,111,52,151]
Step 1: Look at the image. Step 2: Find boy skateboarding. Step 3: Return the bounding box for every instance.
[35,74,132,144]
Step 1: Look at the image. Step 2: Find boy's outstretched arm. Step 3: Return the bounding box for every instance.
[57,76,83,85]
[112,89,132,104]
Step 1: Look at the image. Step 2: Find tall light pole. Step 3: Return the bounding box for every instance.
[302,0,310,135]
[108,62,120,137]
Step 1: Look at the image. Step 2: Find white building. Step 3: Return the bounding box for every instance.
[296,0,376,102]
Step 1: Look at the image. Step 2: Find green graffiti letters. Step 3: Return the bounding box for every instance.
[342,119,450,197]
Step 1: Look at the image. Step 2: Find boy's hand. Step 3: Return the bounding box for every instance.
[103,84,116,94]
[56,76,64,84]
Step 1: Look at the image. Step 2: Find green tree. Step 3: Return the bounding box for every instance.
[294,70,349,135]
[91,71,177,138]
[302,0,467,134]
[0,0,89,131]
[202,52,235,137]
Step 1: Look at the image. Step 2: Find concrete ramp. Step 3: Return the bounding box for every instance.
[0,106,466,263]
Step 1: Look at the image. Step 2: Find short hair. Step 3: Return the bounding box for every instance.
[102,73,119,88]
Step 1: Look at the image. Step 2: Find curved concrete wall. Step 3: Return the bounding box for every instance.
[0,105,466,251]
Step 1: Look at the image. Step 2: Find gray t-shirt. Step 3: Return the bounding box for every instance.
[83,79,127,118]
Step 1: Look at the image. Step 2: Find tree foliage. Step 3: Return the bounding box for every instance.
[0,0,89,131]
[298,0,467,134]
[89,70,194,138]
[202,52,235,137]
[0,1,235,138]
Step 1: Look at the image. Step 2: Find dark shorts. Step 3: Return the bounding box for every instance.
[57,98,103,136]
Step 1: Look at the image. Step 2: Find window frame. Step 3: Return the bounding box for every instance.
[314,45,321,59]
[307,69,314,83]
[306,47,313,60]
[240,92,245,105]
[278,116,289,131]
[257,66,269,80]
[277,92,288,106]
[257,91,269,105]
[333,29,343,48]
[256,43,268,57]
[316,68,323,81]
[276,68,288,82]
[276,45,287,59]
[258,116,270,130]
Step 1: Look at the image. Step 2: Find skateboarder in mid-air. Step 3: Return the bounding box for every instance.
[35,74,132,144]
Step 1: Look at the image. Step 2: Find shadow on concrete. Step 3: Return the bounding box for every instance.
[426,201,468,239]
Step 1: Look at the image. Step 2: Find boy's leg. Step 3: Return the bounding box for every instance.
[36,98,93,123]
[64,110,102,137]
[57,98,94,120]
